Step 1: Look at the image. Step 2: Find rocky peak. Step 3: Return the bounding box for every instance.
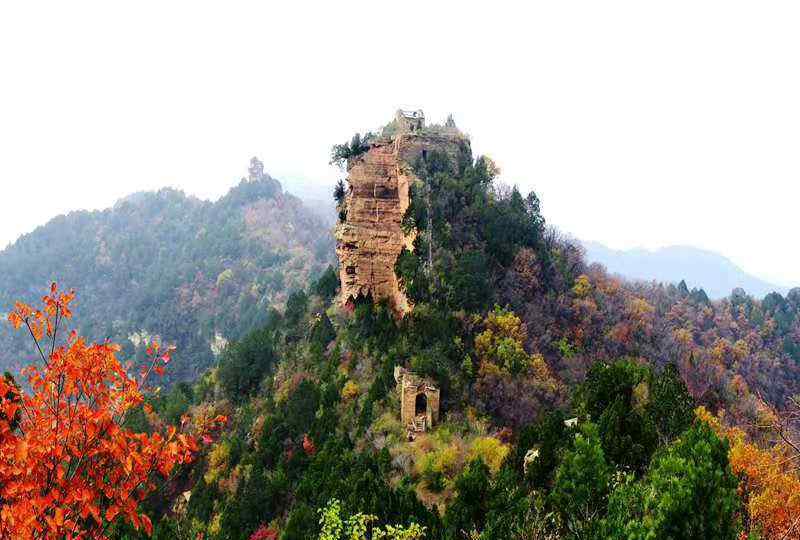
[335,110,468,315]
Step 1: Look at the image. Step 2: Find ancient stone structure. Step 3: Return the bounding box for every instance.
[395,109,425,133]
[394,366,440,434]
[335,109,468,315]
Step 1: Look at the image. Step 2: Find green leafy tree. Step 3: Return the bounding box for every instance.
[155,381,194,425]
[443,459,493,539]
[446,250,491,312]
[313,265,340,303]
[602,422,740,540]
[285,289,309,328]
[549,423,610,539]
[473,467,533,540]
[646,363,694,444]
[639,422,740,539]
[218,326,276,401]
[677,279,690,297]
[333,179,347,205]
[577,360,658,473]
[596,396,657,475]
[310,311,336,347]
[400,146,545,312]
[317,499,425,540]
[516,410,572,489]
[330,133,374,168]
[599,476,647,538]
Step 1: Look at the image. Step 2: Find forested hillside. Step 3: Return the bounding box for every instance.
[1,124,799,540]
[0,158,334,382]
[96,127,800,539]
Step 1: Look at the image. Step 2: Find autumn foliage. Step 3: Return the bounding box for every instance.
[302,433,316,456]
[698,406,800,540]
[0,284,224,539]
[248,524,279,540]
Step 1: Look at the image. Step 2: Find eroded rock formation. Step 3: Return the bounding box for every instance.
[335,110,467,314]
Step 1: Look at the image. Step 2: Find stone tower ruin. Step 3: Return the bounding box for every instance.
[395,109,425,133]
[334,109,468,315]
[394,366,440,434]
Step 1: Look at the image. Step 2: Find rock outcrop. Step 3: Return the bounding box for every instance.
[335,110,468,314]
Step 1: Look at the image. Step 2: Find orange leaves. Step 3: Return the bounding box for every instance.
[29,315,45,341]
[302,433,316,456]
[730,439,800,539]
[0,284,202,539]
[11,302,31,324]
[722,422,800,540]
[14,439,28,462]
[9,285,75,346]
[7,310,23,330]
[105,505,120,522]
[42,282,75,320]
[1,401,20,425]
[81,502,102,525]
[142,342,175,380]
[53,508,64,527]
[698,406,800,540]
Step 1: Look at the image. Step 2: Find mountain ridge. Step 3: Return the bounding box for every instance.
[0,158,334,381]
[582,240,791,299]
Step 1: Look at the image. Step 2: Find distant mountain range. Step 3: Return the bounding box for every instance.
[582,242,792,300]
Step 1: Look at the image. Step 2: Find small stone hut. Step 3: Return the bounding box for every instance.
[394,366,440,433]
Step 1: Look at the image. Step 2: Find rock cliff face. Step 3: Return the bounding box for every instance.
[335,112,467,314]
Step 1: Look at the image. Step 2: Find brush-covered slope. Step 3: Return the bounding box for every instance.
[0,158,334,382]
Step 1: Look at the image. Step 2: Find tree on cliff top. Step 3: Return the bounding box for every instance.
[330,132,373,169]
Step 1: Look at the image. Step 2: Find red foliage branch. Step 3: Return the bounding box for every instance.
[0,284,225,539]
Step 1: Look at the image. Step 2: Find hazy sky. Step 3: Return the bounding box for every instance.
[1,1,798,285]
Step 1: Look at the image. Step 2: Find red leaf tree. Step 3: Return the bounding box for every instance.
[0,284,224,539]
[249,524,279,540]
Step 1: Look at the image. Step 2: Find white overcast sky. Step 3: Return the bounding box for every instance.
[0,1,798,285]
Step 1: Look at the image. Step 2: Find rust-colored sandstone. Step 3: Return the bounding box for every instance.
[335,111,467,315]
